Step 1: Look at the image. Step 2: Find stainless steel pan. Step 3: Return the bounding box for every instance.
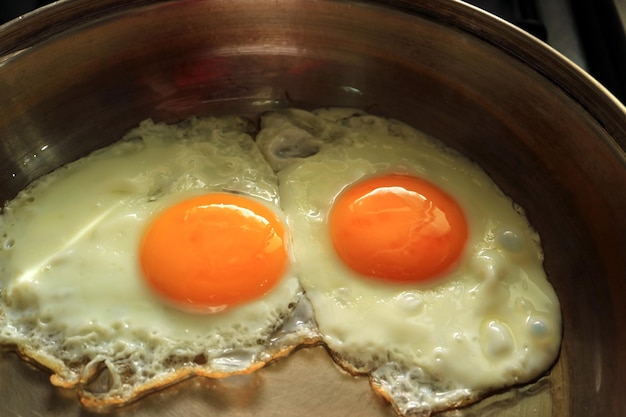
[1,1,625,416]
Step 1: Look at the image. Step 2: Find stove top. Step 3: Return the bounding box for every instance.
[568,0,626,102]
[461,0,625,103]
[0,0,625,102]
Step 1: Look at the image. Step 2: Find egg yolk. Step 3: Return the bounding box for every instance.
[329,174,467,283]
[139,193,287,311]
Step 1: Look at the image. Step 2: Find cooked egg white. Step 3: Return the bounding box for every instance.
[0,116,316,408]
[0,108,562,416]
[257,108,562,416]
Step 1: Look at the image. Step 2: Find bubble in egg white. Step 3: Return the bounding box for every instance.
[480,319,516,358]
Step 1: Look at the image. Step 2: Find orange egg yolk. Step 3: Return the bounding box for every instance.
[139,193,287,312]
[329,174,468,283]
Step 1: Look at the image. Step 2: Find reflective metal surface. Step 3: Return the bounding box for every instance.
[1,0,625,416]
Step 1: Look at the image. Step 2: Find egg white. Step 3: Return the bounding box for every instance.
[0,116,314,407]
[0,108,562,415]
[257,108,562,416]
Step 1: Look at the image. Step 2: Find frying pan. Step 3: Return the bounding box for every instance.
[0,0,625,416]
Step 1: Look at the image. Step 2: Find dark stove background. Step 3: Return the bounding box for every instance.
[569,0,626,103]
[0,0,625,103]
[468,0,547,41]
[0,0,54,24]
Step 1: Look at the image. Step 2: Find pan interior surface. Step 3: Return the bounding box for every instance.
[0,0,625,416]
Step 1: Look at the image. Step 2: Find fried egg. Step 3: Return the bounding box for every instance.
[257,108,562,416]
[0,108,562,416]
[0,116,316,408]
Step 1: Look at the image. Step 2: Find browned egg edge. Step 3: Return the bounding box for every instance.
[7,334,325,410]
[8,335,562,415]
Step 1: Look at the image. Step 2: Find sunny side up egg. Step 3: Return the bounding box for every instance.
[0,116,317,408]
[0,108,562,416]
[256,108,562,416]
